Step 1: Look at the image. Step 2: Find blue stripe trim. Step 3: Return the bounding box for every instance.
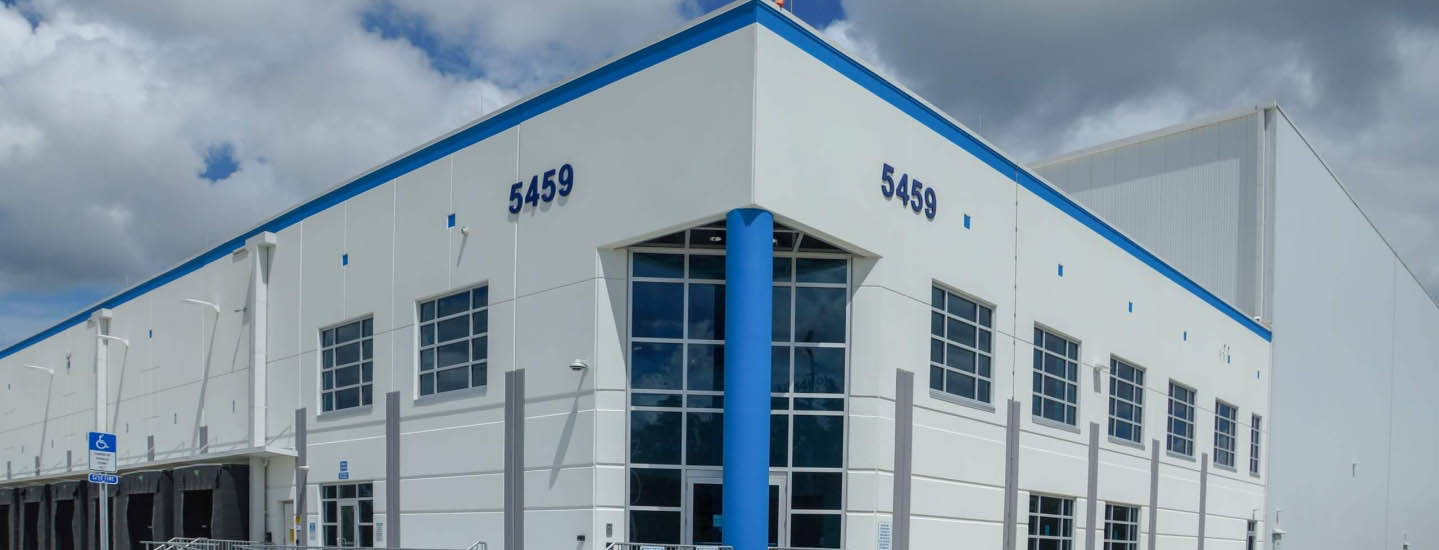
[754,5,1271,341]
[0,3,760,362]
[3,0,1269,361]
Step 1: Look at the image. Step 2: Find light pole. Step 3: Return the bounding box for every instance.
[94,333,127,550]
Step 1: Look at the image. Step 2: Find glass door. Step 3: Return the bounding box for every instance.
[339,502,357,547]
[684,473,787,547]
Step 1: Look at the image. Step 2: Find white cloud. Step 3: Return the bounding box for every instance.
[0,0,691,345]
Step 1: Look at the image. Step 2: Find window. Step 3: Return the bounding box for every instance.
[1028,494,1074,550]
[628,246,848,548]
[321,483,374,547]
[1246,519,1257,550]
[929,286,994,403]
[418,286,488,396]
[1214,400,1237,468]
[1249,414,1262,475]
[1166,382,1195,457]
[1103,504,1139,550]
[1032,327,1079,426]
[1107,358,1144,444]
[321,318,373,412]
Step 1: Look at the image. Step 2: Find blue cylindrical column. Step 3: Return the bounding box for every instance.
[723,208,773,550]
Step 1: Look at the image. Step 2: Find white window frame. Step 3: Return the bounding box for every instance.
[1214,399,1238,468]
[1166,381,1196,457]
[319,316,374,413]
[929,284,995,405]
[1107,358,1144,444]
[1027,494,1075,550]
[1249,414,1263,475]
[1032,326,1080,426]
[1103,503,1140,550]
[416,284,489,397]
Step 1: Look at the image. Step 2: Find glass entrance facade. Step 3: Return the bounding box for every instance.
[627,224,848,548]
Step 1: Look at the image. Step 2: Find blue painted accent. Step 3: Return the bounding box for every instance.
[447,213,456,228]
[1227,355,1232,364]
[1128,301,1133,313]
[342,254,349,266]
[963,214,971,229]
[1183,331,1188,341]
[1057,264,1064,277]
[723,208,772,550]
[0,0,1268,362]
[148,330,153,339]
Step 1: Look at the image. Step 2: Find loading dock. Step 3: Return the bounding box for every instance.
[48,482,87,550]
[171,465,248,541]
[18,487,45,550]
[113,471,172,550]
[0,488,15,550]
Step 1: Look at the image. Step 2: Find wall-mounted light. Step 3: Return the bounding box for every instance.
[98,334,130,348]
[182,298,221,314]
[23,364,55,376]
[569,359,589,372]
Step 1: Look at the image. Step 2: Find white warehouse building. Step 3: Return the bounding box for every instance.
[0,2,1425,550]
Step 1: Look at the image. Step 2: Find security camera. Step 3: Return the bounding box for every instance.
[569,359,589,372]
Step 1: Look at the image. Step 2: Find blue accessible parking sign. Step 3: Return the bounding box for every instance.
[88,431,117,473]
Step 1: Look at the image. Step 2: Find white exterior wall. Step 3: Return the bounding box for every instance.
[1267,114,1439,550]
[1030,104,1439,549]
[1034,113,1269,321]
[749,21,1269,550]
[1,4,1273,550]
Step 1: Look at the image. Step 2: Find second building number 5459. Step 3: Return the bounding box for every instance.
[509,163,575,214]
[880,163,937,220]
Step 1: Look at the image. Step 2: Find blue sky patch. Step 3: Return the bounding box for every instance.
[2,0,43,30]
[693,0,844,29]
[199,142,240,182]
[361,1,477,78]
[0,286,114,347]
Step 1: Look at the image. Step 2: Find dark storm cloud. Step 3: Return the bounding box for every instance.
[835,0,1439,297]
[839,0,1439,155]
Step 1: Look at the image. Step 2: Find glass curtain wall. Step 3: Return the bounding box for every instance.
[627,224,848,548]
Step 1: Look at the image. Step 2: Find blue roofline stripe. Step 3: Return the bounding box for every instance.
[0,3,760,362]
[2,0,1267,362]
[753,6,1270,341]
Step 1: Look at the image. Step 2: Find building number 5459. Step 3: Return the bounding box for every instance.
[880,163,937,220]
[509,164,575,214]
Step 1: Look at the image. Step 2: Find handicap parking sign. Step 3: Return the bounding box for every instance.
[88,432,117,473]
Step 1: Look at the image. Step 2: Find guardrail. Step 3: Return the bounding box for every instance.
[605,543,736,550]
[142,540,468,550]
[142,539,249,550]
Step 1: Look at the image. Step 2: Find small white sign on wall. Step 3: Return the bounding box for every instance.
[877,520,893,550]
[375,519,385,544]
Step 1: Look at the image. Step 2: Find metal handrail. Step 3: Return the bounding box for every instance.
[605,543,735,550]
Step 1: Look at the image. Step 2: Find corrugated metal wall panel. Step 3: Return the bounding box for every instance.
[1034,112,1266,319]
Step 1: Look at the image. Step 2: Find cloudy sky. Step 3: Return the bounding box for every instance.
[2,0,1437,348]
